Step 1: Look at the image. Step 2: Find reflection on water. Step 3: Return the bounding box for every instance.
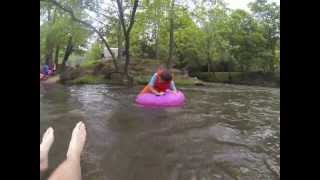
[40,83,280,180]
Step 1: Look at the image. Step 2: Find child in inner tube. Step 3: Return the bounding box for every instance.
[140,68,178,96]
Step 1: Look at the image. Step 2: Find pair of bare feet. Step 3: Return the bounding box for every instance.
[40,121,87,172]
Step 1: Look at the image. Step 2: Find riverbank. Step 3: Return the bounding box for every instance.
[40,75,60,84]
[194,72,280,88]
[57,58,279,88]
[59,59,203,86]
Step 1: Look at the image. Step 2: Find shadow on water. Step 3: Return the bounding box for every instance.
[41,84,280,180]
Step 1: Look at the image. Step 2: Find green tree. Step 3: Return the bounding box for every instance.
[40,3,90,71]
[43,0,120,71]
[116,0,140,81]
[226,10,266,72]
[174,7,203,70]
[86,41,103,61]
[249,0,280,72]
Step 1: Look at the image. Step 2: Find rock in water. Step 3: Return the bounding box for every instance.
[265,159,280,178]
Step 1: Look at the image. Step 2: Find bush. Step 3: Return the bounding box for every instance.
[195,71,279,87]
[174,78,196,86]
[80,60,99,69]
[134,75,149,85]
[86,42,103,61]
[60,67,81,82]
[196,72,244,82]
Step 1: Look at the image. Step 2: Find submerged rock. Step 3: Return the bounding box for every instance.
[208,125,247,146]
[265,159,280,178]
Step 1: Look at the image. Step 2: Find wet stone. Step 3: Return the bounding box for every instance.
[265,159,280,178]
[240,167,250,174]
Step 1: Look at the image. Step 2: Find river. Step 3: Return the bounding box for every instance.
[40,83,280,180]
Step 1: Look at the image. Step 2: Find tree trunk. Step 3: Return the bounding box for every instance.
[44,6,54,67]
[45,48,53,67]
[122,36,134,85]
[116,0,139,83]
[167,0,175,69]
[54,45,60,71]
[240,64,244,72]
[117,19,122,61]
[168,26,174,69]
[155,32,160,59]
[47,0,119,71]
[207,58,216,80]
[228,71,232,82]
[61,36,73,71]
[207,50,211,74]
[155,8,160,60]
[47,7,51,22]
[117,0,123,62]
[270,44,276,73]
[124,36,130,77]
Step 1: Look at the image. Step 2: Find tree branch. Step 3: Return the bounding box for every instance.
[44,0,119,71]
[116,0,127,37]
[126,0,139,35]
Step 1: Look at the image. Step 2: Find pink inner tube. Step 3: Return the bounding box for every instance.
[135,90,185,107]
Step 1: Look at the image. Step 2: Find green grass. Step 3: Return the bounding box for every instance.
[80,60,100,69]
[174,78,196,86]
[134,75,150,85]
[215,72,244,82]
[197,72,244,82]
[195,72,279,87]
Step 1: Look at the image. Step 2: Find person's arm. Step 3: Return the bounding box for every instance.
[170,81,177,93]
[149,86,163,95]
[148,73,162,95]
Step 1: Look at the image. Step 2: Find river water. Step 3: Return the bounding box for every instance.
[40,83,280,180]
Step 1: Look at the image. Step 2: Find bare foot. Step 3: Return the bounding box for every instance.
[40,127,54,172]
[66,121,87,161]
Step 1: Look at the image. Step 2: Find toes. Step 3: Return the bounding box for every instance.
[79,122,86,133]
[42,127,54,141]
[73,121,86,137]
[76,121,83,129]
[72,122,82,136]
[41,127,54,147]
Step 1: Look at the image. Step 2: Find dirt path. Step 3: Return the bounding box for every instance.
[41,75,60,84]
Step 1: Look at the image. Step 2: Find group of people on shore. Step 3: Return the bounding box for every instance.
[40,64,56,80]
